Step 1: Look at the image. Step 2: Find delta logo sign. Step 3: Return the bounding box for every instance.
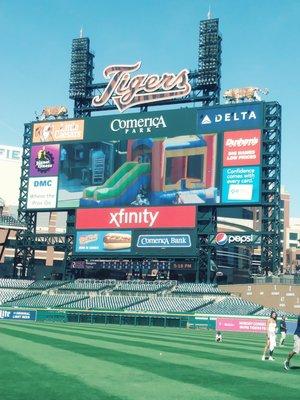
[215,232,260,246]
[198,103,263,133]
[76,206,196,230]
[92,61,191,112]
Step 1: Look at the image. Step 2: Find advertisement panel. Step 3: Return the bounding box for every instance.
[223,130,261,166]
[216,317,267,333]
[74,228,197,256]
[28,103,264,210]
[221,166,260,204]
[75,206,196,230]
[32,120,84,143]
[75,230,132,254]
[0,310,36,320]
[29,144,60,177]
[214,232,261,246]
[27,177,58,209]
[197,103,263,133]
[133,229,197,256]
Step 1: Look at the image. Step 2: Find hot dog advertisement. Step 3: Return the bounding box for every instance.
[75,230,132,253]
[103,232,132,250]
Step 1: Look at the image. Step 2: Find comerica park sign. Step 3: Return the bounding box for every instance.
[92,61,191,112]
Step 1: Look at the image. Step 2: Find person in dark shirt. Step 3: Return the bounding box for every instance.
[284,315,300,370]
[280,316,287,346]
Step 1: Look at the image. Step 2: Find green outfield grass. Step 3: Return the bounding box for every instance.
[0,321,299,400]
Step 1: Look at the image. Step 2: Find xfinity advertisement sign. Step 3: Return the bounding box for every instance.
[198,103,263,133]
[214,232,261,246]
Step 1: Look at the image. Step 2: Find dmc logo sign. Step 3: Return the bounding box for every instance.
[201,110,257,125]
[110,115,167,135]
[33,180,52,187]
[216,232,255,245]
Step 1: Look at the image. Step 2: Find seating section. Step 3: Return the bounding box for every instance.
[0,289,39,305]
[28,280,66,290]
[128,297,212,313]
[197,297,262,316]
[60,279,115,291]
[173,283,225,295]
[113,280,174,293]
[62,295,147,310]
[1,279,292,317]
[4,294,87,308]
[0,279,33,289]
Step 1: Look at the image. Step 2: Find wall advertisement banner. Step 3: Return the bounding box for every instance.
[0,310,36,320]
[216,317,267,333]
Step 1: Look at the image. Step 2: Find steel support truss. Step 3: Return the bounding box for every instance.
[196,207,218,283]
[261,102,281,274]
[63,210,75,279]
[14,123,36,277]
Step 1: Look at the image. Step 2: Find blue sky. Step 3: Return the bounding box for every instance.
[0,0,299,215]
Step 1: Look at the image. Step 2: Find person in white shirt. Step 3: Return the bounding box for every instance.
[262,311,278,361]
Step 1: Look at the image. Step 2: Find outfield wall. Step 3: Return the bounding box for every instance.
[1,308,297,332]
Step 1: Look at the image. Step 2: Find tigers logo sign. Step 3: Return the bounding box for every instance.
[92,61,191,112]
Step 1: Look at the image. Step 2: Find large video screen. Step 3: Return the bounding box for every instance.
[26,103,263,210]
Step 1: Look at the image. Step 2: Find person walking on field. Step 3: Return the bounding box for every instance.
[262,311,278,361]
[280,316,287,346]
[284,315,300,371]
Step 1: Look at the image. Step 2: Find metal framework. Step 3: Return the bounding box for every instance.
[198,18,222,105]
[69,37,94,117]
[196,207,218,283]
[261,102,281,273]
[14,124,36,277]
[14,17,280,280]
[71,19,221,116]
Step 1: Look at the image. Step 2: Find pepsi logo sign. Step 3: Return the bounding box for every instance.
[215,233,257,246]
[215,233,228,246]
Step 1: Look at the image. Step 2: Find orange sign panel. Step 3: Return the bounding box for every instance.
[32,120,84,143]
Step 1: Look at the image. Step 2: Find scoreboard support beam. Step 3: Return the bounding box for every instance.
[261,102,281,273]
[197,206,217,283]
[14,123,37,278]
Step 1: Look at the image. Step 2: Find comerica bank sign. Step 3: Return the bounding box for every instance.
[110,115,167,135]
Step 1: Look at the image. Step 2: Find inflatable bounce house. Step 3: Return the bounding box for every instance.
[80,134,219,207]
